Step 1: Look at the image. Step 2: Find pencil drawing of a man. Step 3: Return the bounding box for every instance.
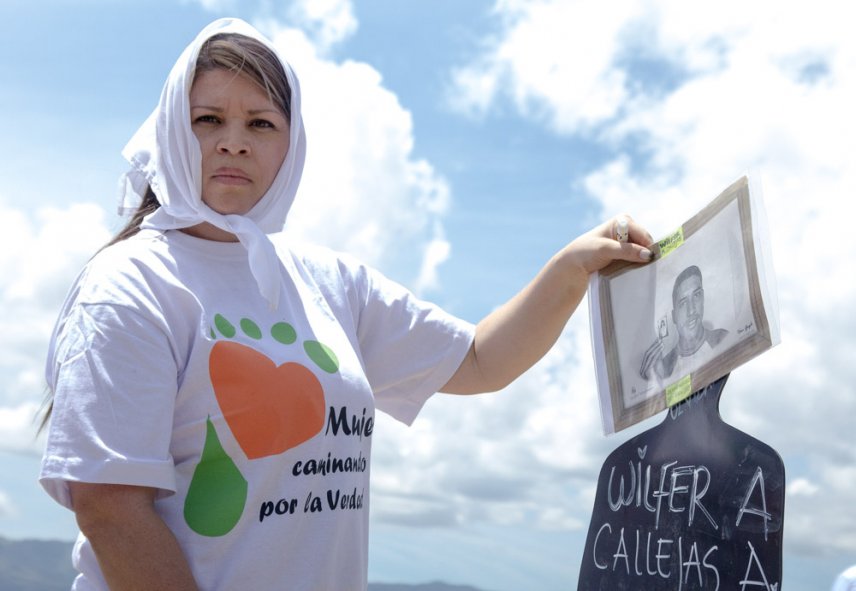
[640,265,728,380]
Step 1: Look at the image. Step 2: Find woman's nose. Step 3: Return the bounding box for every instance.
[217,125,250,155]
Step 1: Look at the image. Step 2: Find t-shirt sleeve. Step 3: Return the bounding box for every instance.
[341,256,475,425]
[40,301,180,509]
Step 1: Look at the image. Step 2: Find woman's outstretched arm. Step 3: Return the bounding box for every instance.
[442,216,653,395]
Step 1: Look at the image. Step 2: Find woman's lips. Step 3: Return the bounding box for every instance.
[212,168,251,185]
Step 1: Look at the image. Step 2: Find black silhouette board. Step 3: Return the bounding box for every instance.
[577,374,785,590]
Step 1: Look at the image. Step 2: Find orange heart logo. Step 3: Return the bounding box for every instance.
[209,340,326,460]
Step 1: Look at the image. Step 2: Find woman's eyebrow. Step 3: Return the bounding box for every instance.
[189,105,281,116]
[247,108,283,116]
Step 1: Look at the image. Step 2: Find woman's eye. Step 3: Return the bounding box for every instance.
[251,119,275,129]
[194,114,220,124]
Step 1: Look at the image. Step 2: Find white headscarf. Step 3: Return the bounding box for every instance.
[118,18,306,308]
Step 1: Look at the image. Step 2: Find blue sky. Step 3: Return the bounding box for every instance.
[1,1,855,590]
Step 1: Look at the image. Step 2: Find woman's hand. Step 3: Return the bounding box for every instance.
[559,215,653,277]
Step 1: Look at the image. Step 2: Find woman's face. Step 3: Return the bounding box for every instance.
[189,68,290,217]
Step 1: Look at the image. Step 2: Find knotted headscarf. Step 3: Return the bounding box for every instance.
[118,18,306,308]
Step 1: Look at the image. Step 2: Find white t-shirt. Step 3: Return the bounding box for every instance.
[667,340,715,386]
[40,229,475,591]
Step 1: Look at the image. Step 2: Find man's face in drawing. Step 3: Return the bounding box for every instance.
[672,273,705,354]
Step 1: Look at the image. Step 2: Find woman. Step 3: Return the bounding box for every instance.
[39,18,653,591]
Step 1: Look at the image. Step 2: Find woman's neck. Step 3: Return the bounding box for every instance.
[180,222,239,242]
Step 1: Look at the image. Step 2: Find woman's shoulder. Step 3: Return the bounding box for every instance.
[271,235,370,282]
[67,230,177,306]
[91,228,169,261]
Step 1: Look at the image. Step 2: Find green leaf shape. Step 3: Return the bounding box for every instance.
[184,418,248,537]
[304,340,339,374]
[240,318,262,340]
[214,314,236,338]
[271,322,297,344]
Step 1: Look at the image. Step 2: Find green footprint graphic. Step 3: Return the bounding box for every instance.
[211,313,339,373]
[184,314,340,537]
[184,418,248,537]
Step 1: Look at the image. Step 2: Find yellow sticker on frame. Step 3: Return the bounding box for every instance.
[658,227,685,259]
[665,374,693,406]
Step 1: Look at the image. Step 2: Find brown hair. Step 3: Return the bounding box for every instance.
[38,32,292,434]
[196,33,292,122]
[101,185,161,249]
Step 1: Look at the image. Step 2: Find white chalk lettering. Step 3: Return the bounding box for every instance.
[613,528,630,575]
[593,523,611,570]
[653,461,678,529]
[645,531,657,576]
[633,529,643,576]
[656,538,673,578]
[669,465,694,514]
[736,467,771,541]
[690,465,718,530]
[739,541,777,590]
[607,459,656,513]
[589,456,776,589]
[607,462,636,511]
[590,526,722,588]
[681,537,702,589]
[703,546,721,591]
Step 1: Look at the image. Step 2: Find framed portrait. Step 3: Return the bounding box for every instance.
[589,175,780,434]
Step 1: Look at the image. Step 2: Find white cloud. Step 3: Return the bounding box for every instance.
[787,478,819,498]
[267,26,453,290]
[785,461,856,555]
[0,200,112,452]
[0,402,45,455]
[1,203,111,305]
[413,229,452,295]
[449,0,637,132]
[191,0,357,54]
[285,0,358,52]
[190,0,236,11]
[439,0,856,558]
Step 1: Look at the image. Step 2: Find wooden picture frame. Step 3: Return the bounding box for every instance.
[589,175,780,434]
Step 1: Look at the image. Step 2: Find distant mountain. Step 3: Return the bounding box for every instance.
[0,537,492,591]
[369,585,491,591]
